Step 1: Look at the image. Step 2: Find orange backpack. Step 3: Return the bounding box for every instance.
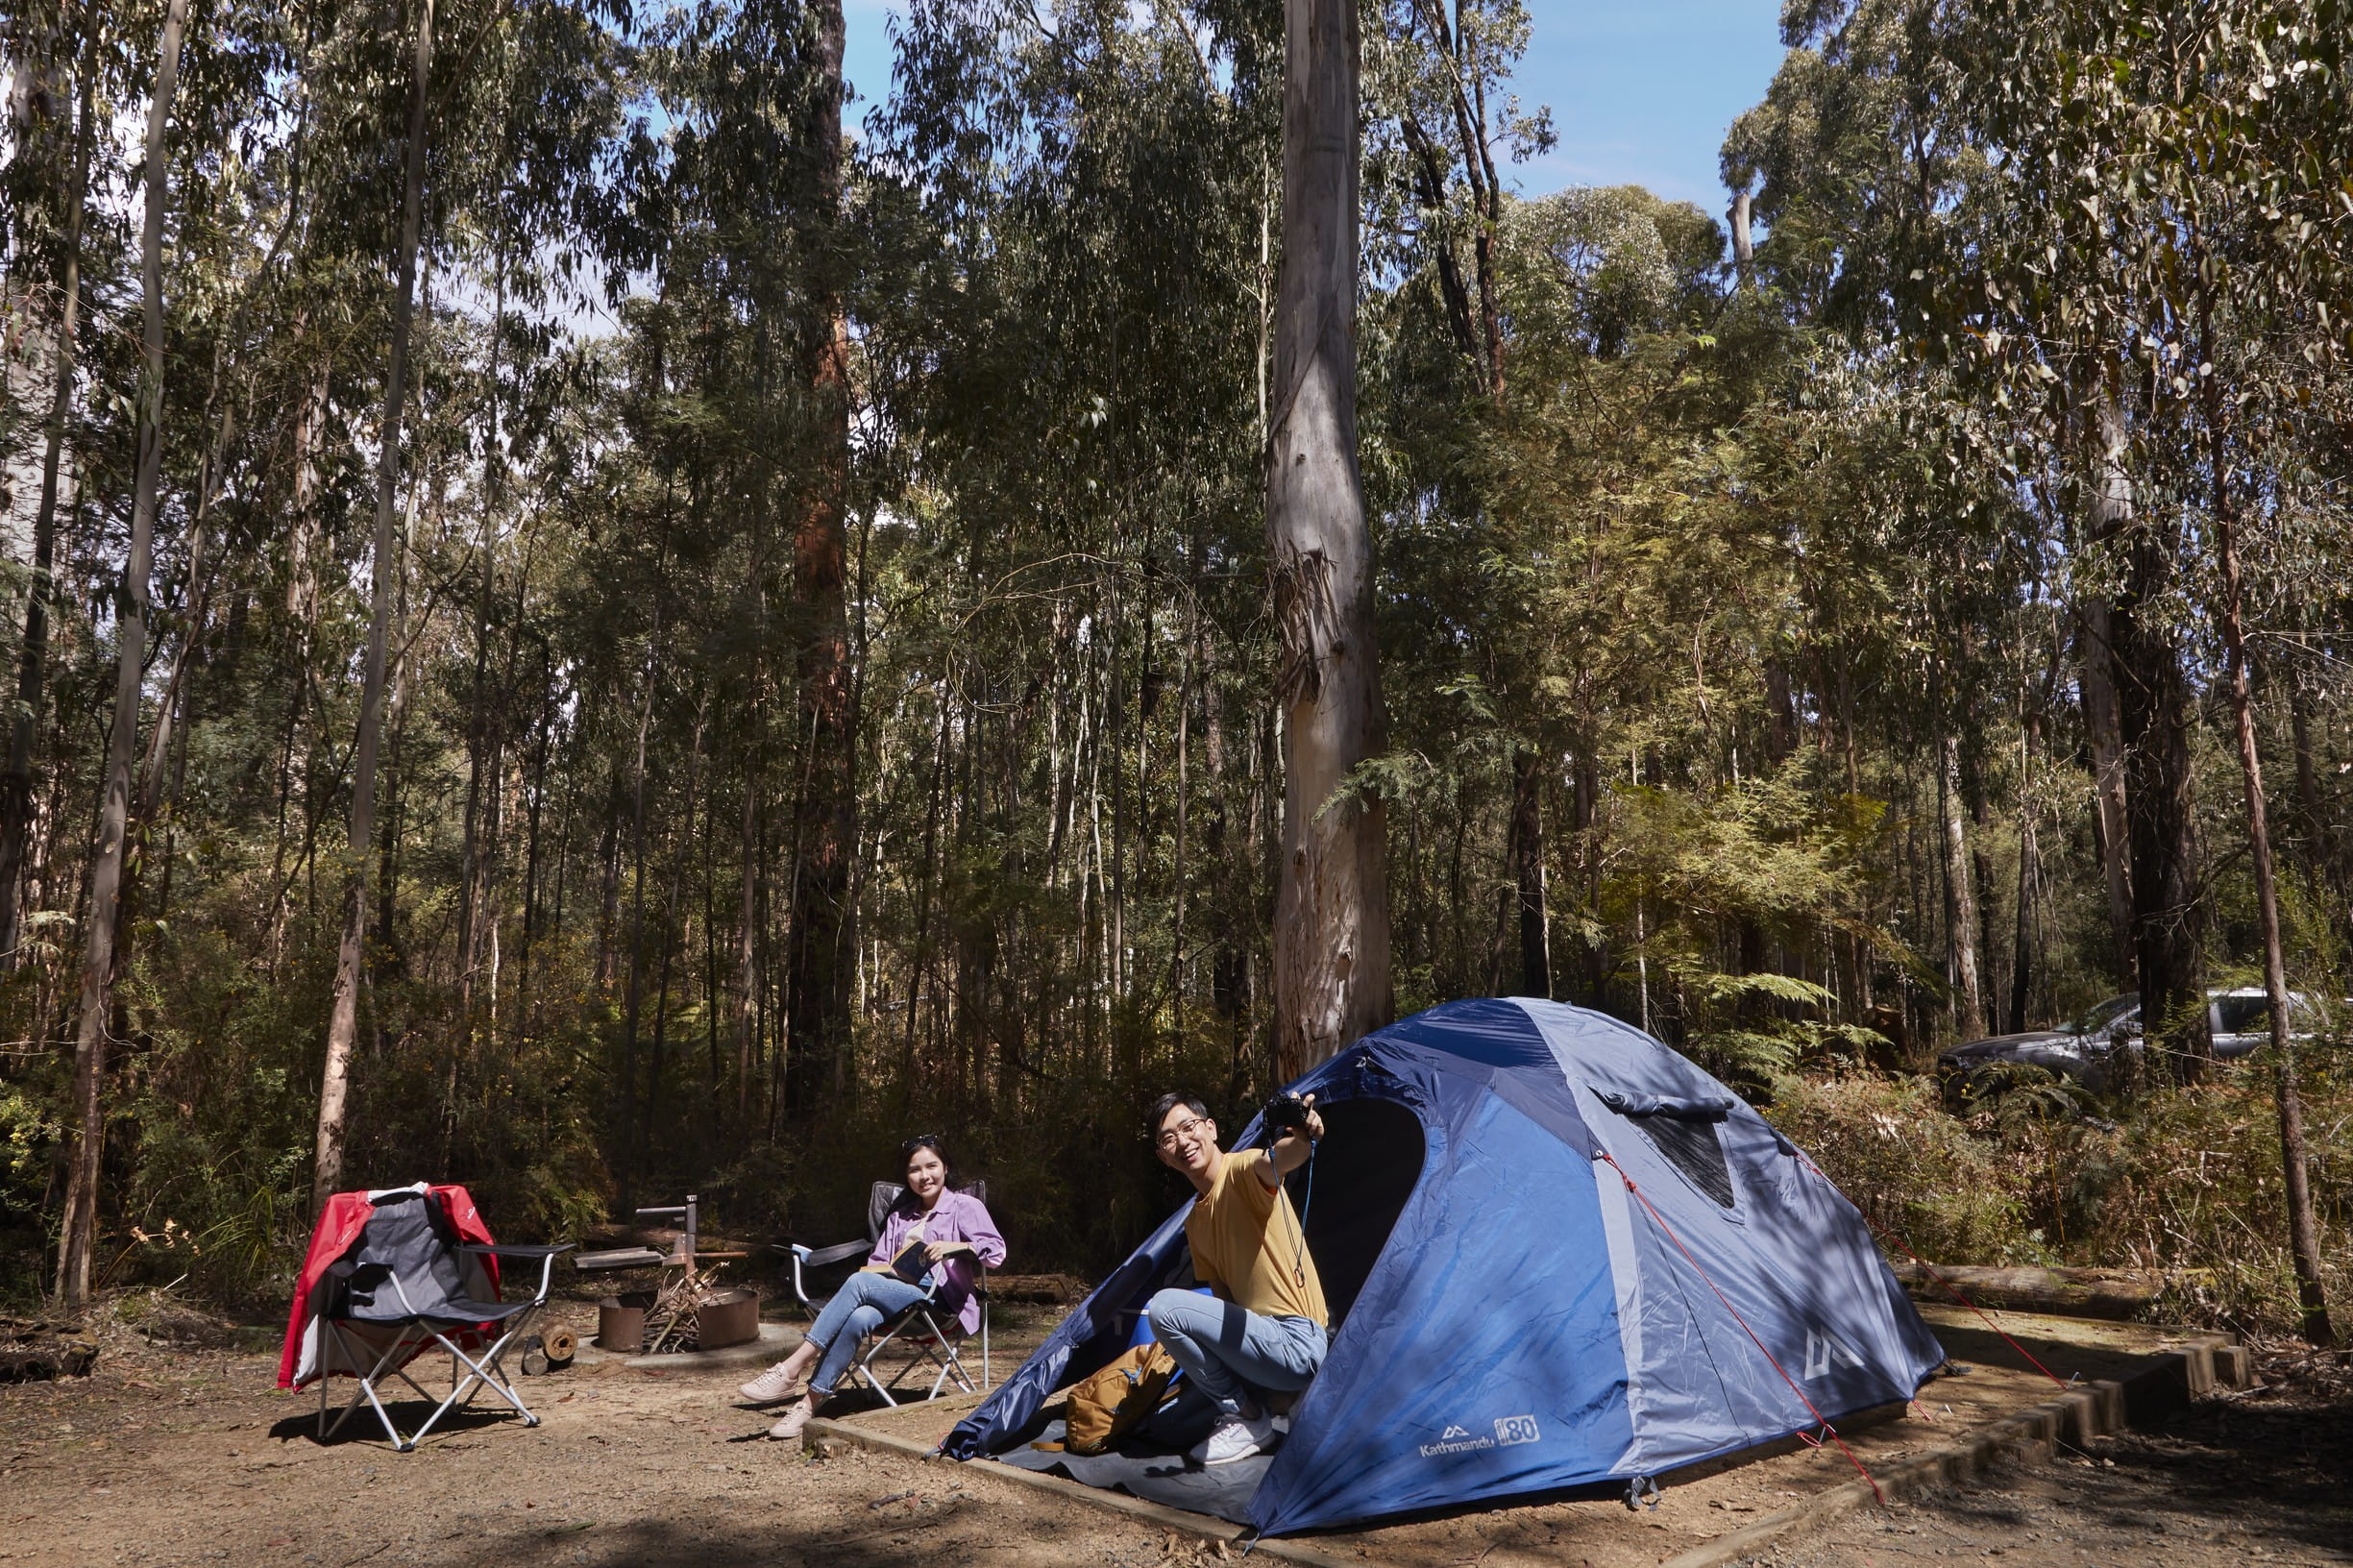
[1043,1341,1180,1456]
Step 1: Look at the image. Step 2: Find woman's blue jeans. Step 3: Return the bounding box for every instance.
[808,1271,932,1393]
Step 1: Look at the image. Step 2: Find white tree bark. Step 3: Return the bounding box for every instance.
[57,0,186,1307]
[2078,396,2137,981]
[1267,0,1388,1080]
[314,0,435,1210]
[1939,732,1985,1042]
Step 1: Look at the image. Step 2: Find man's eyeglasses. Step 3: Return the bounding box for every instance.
[1155,1115,1209,1150]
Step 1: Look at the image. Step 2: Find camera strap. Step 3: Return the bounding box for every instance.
[1289,1145,1314,1289]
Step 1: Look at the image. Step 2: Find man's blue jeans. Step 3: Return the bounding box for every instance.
[1145,1287,1326,1417]
[808,1272,931,1393]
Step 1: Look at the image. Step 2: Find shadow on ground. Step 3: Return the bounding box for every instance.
[435,1491,1175,1568]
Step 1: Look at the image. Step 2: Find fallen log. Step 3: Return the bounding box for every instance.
[0,1316,85,1340]
[1890,1261,2166,1320]
[985,1273,1091,1306]
[0,1341,97,1381]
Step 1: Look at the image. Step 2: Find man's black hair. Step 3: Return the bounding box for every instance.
[1147,1091,1211,1139]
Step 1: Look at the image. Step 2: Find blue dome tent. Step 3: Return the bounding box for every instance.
[944,998,1946,1536]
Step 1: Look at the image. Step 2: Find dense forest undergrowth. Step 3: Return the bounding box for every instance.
[1,0,2348,1341]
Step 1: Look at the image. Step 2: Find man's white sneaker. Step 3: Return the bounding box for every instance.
[738,1363,805,1405]
[1189,1412,1281,1466]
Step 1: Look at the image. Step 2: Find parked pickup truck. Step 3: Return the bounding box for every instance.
[1937,989,2329,1104]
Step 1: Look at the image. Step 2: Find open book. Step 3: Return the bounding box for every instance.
[887,1238,934,1287]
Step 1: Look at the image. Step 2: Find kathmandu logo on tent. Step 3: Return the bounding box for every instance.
[1802,1329,1868,1380]
[1421,1416,1540,1458]
[1420,1422,1496,1458]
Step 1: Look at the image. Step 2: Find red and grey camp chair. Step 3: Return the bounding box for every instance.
[281,1185,572,1451]
[785,1179,989,1408]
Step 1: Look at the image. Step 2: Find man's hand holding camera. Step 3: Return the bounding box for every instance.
[1264,1091,1323,1183]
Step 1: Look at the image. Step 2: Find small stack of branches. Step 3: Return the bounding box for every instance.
[641,1265,727,1355]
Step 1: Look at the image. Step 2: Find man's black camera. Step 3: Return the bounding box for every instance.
[1262,1091,1312,1136]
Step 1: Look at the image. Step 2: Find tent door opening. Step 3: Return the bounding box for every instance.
[1281,1095,1425,1328]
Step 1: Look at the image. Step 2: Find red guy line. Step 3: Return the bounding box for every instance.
[1598,1152,1887,1507]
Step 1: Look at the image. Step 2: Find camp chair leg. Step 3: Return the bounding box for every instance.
[852,1309,972,1408]
[858,1351,900,1409]
[853,1319,912,1408]
[911,1311,974,1401]
[318,1322,436,1450]
[407,1319,540,1447]
[931,1323,976,1399]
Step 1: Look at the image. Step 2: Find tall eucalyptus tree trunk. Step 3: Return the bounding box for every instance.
[734,761,759,1116]
[2113,519,2206,1090]
[2213,500,2333,1344]
[1267,0,1388,1079]
[313,0,435,1211]
[457,257,508,1059]
[1938,733,1985,1042]
[783,0,857,1112]
[2076,395,2137,983]
[2198,291,2332,1346]
[56,0,185,1307]
[0,31,92,964]
[1507,749,1549,998]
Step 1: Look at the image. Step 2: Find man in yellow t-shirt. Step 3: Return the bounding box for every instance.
[1144,1090,1329,1466]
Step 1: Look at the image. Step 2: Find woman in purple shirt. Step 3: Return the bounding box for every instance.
[742,1136,1006,1440]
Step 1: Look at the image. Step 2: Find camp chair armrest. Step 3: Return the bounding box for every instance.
[462,1241,574,1301]
[464,1242,576,1258]
[784,1238,873,1314]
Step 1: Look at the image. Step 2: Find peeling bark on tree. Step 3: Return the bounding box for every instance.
[1267,0,1390,1082]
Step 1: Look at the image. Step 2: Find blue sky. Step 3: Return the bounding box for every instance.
[840,1,1791,214]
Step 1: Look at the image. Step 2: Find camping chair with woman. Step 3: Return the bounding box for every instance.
[738,1135,1006,1440]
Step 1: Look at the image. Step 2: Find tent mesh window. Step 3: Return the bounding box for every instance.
[1626,1112,1737,1209]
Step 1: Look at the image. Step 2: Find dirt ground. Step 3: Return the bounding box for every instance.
[0,1292,1203,1568]
[4,1291,2347,1568]
[1751,1343,2353,1568]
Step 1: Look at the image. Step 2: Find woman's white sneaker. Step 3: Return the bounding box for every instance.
[738,1363,805,1405]
[767,1396,818,1441]
[1189,1412,1281,1466]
